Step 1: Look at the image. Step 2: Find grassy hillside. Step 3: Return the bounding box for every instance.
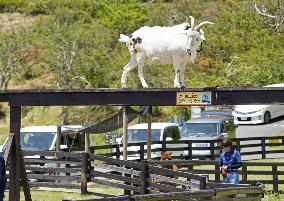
[0,0,283,143]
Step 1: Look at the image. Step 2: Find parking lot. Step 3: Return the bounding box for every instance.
[236,116,284,160]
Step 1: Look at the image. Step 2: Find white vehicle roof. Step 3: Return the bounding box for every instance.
[128,122,178,130]
[20,125,83,133]
[264,83,284,87]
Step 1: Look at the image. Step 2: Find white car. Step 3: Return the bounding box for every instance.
[232,83,284,125]
[232,105,284,125]
[20,125,84,151]
[116,122,181,160]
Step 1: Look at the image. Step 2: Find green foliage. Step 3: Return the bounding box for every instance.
[0,0,284,132]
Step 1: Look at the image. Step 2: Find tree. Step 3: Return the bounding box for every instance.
[254,0,284,32]
[0,30,28,89]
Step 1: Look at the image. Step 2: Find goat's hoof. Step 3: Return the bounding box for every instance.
[180,86,186,91]
[142,85,149,88]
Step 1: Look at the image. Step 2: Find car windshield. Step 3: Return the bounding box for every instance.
[128,129,161,142]
[20,132,55,151]
[182,123,219,137]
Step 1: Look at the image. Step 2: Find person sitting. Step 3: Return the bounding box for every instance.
[218,139,242,184]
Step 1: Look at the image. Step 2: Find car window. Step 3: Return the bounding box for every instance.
[182,123,219,137]
[20,132,55,151]
[163,126,181,141]
[128,129,161,142]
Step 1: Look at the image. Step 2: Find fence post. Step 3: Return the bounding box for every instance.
[140,142,145,161]
[116,144,120,160]
[236,138,241,151]
[261,137,266,159]
[140,161,150,194]
[242,163,247,182]
[199,176,206,190]
[162,140,166,152]
[187,140,192,160]
[210,141,215,160]
[272,165,278,193]
[215,163,220,182]
[81,152,88,195]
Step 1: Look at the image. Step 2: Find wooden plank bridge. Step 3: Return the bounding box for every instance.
[1,87,283,201]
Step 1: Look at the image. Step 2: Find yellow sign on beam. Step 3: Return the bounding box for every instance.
[176,92,212,106]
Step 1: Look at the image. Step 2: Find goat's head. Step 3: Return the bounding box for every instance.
[183,16,214,64]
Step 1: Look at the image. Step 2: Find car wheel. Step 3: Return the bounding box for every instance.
[264,112,271,124]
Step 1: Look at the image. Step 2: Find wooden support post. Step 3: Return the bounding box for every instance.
[199,176,206,190]
[19,150,32,201]
[242,163,247,182]
[272,165,278,193]
[56,125,61,152]
[236,138,241,151]
[9,106,31,201]
[210,141,215,160]
[81,152,88,195]
[146,108,152,160]
[187,140,192,160]
[261,137,266,159]
[122,106,130,195]
[115,144,120,159]
[85,133,90,153]
[84,133,91,182]
[140,143,145,161]
[215,163,220,182]
[123,106,128,161]
[56,125,61,177]
[140,161,150,195]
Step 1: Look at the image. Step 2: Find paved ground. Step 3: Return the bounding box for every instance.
[236,116,284,160]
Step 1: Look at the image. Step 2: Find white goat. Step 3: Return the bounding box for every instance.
[118,16,213,88]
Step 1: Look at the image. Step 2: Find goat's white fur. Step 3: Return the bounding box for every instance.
[119,16,213,88]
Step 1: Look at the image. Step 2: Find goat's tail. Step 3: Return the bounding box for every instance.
[118,34,130,44]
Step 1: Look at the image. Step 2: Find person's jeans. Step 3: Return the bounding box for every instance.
[222,171,240,184]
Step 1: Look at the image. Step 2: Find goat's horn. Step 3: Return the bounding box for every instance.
[194,21,214,31]
[189,16,195,28]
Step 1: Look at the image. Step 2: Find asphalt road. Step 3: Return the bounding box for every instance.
[236,116,284,160]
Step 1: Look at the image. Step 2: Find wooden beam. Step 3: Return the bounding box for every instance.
[9,106,21,201]
[122,106,128,161]
[0,87,281,106]
[147,107,152,160]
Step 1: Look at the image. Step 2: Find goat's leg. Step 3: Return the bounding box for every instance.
[180,64,186,87]
[173,65,181,88]
[120,58,137,88]
[137,57,148,88]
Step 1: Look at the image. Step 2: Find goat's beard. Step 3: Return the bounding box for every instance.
[197,42,203,52]
[190,50,197,65]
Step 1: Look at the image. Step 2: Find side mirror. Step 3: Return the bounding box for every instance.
[116,137,122,144]
[221,133,228,139]
[166,137,173,141]
[60,145,67,149]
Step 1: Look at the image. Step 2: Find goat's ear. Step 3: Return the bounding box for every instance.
[199,29,205,40]
[169,152,172,155]
[160,151,163,155]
